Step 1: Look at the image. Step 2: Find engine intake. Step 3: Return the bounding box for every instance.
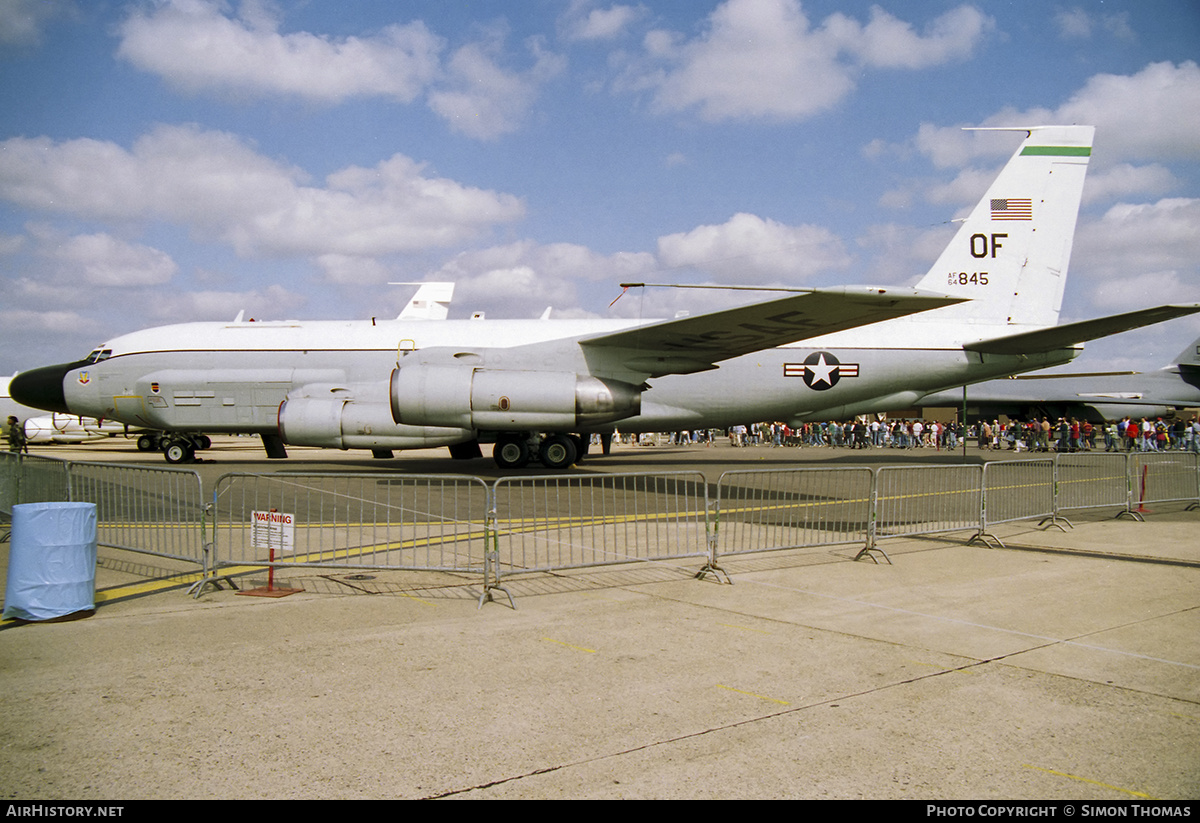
[390,366,641,430]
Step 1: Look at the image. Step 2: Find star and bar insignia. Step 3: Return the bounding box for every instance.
[784,351,859,390]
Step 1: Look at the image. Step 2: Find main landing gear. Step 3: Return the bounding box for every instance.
[493,433,589,470]
[150,433,212,464]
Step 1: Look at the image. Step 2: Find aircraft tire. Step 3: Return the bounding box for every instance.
[196,435,212,450]
[539,434,577,470]
[493,436,530,469]
[570,434,587,461]
[137,434,157,451]
[164,441,194,464]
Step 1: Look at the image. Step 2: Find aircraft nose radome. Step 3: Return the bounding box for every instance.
[9,362,79,414]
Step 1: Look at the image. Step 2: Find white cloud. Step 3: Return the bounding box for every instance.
[1055,7,1094,39]
[0,0,69,46]
[0,125,525,258]
[657,213,852,281]
[45,233,178,287]
[890,143,1176,215]
[427,36,565,140]
[908,62,1200,171]
[116,0,442,103]
[425,240,656,317]
[1074,198,1200,284]
[143,284,308,323]
[0,308,103,336]
[1082,163,1176,204]
[116,1,562,140]
[823,4,991,70]
[315,254,392,286]
[563,3,644,42]
[622,0,991,122]
[1054,7,1135,41]
[0,232,25,256]
[855,222,956,287]
[1084,270,1191,314]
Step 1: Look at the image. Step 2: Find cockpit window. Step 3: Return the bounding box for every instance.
[85,348,112,363]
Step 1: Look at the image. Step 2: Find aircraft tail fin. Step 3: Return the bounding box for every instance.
[914,125,1094,329]
[394,282,455,321]
[1171,335,1200,368]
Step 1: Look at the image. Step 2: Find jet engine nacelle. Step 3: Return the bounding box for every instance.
[389,366,642,430]
[278,390,474,450]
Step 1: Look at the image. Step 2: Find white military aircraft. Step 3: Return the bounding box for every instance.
[11,126,1200,467]
[917,335,1200,423]
[20,413,128,445]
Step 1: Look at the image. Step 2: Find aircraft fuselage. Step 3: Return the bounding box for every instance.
[48,316,1073,443]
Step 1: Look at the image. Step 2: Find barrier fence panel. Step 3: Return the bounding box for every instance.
[66,462,207,567]
[0,452,18,518]
[211,473,490,576]
[1054,453,1129,514]
[490,473,710,578]
[714,468,873,558]
[871,465,983,547]
[0,453,71,510]
[1128,452,1200,508]
[982,459,1056,528]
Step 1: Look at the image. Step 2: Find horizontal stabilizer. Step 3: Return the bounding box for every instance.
[965,304,1200,355]
[583,287,963,377]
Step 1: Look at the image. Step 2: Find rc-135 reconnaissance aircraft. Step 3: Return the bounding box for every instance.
[11,126,1200,467]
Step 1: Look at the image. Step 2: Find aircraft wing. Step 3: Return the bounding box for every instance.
[580,287,963,377]
[966,304,1200,355]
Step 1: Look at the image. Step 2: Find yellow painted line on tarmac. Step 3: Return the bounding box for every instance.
[717,498,869,516]
[542,637,596,654]
[717,684,790,706]
[876,488,977,502]
[499,509,704,528]
[1,570,215,627]
[240,528,490,567]
[93,573,206,602]
[1022,764,1156,799]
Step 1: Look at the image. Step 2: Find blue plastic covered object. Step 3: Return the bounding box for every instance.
[4,502,97,621]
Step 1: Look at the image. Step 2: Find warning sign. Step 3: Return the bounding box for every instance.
[251,510,295,553]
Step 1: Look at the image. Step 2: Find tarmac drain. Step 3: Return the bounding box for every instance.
[345,574,376,581]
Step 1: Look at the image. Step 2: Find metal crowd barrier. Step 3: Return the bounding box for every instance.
[2,453,73,542]
[1053,453,1131,516]
[1129,452,1200,510]
[0,451,18,520]
[207,472,491,592]
[1,452,70,511]
[3,451,1197,606]
[976,459,1058,545]
[869,465,984,559]
[66,461,207,567]
[712,467,872,559]
[489,472,710,584]
[0,453,208,575]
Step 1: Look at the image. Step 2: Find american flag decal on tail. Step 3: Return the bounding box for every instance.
[991,198,1032,220]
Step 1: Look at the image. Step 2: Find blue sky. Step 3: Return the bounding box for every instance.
[2,0,1199,377]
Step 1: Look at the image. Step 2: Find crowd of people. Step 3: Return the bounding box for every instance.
[613,415,1200,453]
